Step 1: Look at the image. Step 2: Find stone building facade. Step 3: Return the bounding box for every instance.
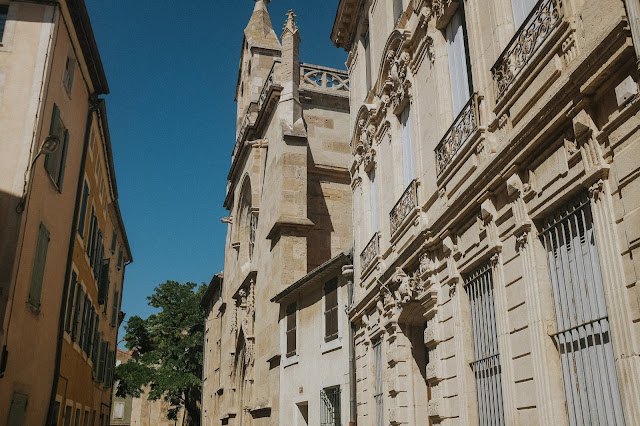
[201,1,353,425]
[332,0,640,425]
[0,1,130,424]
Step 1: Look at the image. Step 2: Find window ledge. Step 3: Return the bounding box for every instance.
[282,354,299,369]
[321,337,342,355]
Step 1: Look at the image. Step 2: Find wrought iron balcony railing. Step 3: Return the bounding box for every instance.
[492,0,564,100]
[361,232,380,272]
[435,93,480,176]
[390,179,418,235]
[300,63,349,93]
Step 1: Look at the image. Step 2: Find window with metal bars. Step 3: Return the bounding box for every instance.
[324,278,339,342]
[540,197,626,426]
[373,339,384,426]
[321,386,341,426]
[465,264,505,426]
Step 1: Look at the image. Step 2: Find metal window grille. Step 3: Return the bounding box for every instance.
[541,197,626,426]
[374,339,384,426]
[321,386,341,426]
[465,264,505,426]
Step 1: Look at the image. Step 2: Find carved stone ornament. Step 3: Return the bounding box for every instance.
[490,253,500,267]
[588,179,605,201]
[516,232,529,252]
[419,251,433,275]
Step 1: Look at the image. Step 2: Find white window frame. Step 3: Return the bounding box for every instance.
[400,105,414,187]
[445,4,473,116]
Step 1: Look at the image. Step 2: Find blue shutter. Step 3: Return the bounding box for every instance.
[28,223,50,308]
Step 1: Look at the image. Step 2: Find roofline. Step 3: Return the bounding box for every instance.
[97,100,132,262]
[66,0,109,95]
[201,273,224,309]
[271,252,352,303]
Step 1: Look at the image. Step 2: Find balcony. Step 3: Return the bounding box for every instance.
[300,63,349,94]
[360,232,380,273]
[435,93,480,176]
[390,180,419,236]
[492,0,564,101]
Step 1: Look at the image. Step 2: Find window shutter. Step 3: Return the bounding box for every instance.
[57,129,69,190]
[446,6,472,116]
[85,308,95,355]
[117,248,123,270]
[324,278,339,341]
[286,303,297,357]
[79,294,90,349]
[65,271,77,332]
[98,259,110,306]
[111,290,119,327]
[511,0,538,29]
[110,231,117,254]
[78,182,89,237]
[72,286,84,342]
[401,106,414,186]
[86,208,95,256]
[45,105,61,176]
[7,393,28,426]
[104,350,113,388]
[92,319,100,369]
[369,169,377,234]
[28,223,50,308]
[98,341,107,382]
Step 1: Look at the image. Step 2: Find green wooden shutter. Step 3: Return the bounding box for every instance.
[111,290,119,327]
[78,181,89,237]
[98,341,107,382]
[28,223,50,308]
[44,105,61,176]
[72,286,84,342]
[110,231,117,253]
[92,324,100,374]
[56,129,69,190]
[64,271,77,332]
[6,392,28,426]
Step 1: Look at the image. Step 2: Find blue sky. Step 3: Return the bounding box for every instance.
[84,0,347,336]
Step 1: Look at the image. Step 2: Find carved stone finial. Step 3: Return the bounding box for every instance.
[254,0,270,10]
[282,10,298,36]
[588,179,605,201]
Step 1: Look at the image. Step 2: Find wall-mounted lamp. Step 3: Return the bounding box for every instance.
[16,135,61,213]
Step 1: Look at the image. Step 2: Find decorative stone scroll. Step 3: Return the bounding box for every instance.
[492,0,564,100]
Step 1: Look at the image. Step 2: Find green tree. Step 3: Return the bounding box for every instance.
[115,281,206,425]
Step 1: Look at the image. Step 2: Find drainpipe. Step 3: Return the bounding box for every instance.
[342,256,356,426]
[46,95,99,426]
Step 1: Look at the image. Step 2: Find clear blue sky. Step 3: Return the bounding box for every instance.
[84,0,347,335]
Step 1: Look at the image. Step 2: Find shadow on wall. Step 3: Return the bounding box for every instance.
[0,190,24,346]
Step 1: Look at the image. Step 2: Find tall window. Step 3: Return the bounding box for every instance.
[111,290,120,327]
[29,223,50,309]
[393,0,403,26]
[368,168,377,234]
[72,285,84,342]
[363,30,372,93]
[321,386,341,426]
[511,0,538,29]
[45,105,69,191]
[63,56,75,93]
[445,5,473,116]
[324,278,339,342]
[286,303,297,357]
[465,264,505,426]
[541,198,626,425]
[0,5,8,43]
[400,106,414,187]
[373,339,384,426]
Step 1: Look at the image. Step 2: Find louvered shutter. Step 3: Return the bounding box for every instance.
[72,286,84,342]
[401,106,414,186]
[65,271,77,332]
[86,208,95,256]
[78,182,89,237]
[29,223,50,308]
[92,319,100,370]
[79,294,89,349]
[286,303,297,357]
[324,279,339,342]
[57,129,69,190]
[446,6,472,116]
[7,393,28,426]
[98,341,107,382]
[111,290,119,327]
[44,105,61,177]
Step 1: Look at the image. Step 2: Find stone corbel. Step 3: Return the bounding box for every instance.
[433,0,460,30]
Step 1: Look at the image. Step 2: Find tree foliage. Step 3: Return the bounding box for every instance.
[115,280,207,425]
